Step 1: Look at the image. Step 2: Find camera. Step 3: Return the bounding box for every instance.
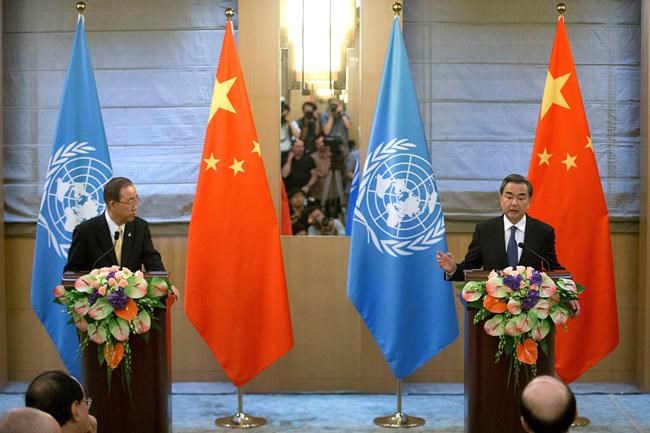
[304,111,314,120]
[329,102,338,113]
[324,136,344,170]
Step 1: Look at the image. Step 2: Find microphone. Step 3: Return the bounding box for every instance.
[517,242,551,271]
[91,230,120,270]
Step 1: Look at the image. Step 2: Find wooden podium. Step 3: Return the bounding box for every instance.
[62,272,172,433]
[463,270,570,433]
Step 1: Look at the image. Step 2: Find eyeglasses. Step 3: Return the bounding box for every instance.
[83,397,92,409]
[115,196,140,207]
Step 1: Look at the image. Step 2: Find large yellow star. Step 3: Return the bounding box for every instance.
[251,140,261,156]
[540,71,571,120]
[561,153,577,171]
[209,76,237,120]
[229,158,245,176]
[203,153,220,171]
[585,136,594,151]
[537,148,553,166]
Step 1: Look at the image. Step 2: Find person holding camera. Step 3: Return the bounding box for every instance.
[281,138,318,195]
[292,101,322,154]
[306,206,345,236]
[321,98,351,160]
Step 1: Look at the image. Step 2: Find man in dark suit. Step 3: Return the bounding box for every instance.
[64,177,165,272]
[436,173,561,280]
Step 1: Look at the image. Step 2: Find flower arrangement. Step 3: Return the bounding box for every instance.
[54,266,178,388]
[461,266,582,386]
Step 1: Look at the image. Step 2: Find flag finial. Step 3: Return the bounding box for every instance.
[76,1,86,14]
[392,2,402,16]
[556,3,566,15]
[225,8,235,21]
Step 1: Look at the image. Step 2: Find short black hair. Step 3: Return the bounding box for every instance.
[302,101,317,111]
[520,383,576,433]
[500,173,533,198]
[103,177,134,204]
[287,188,305,200]
[25,370,84,426]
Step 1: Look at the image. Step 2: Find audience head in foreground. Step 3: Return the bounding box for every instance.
[0,407,61,433]
[520,375,577,433]
[25,370,97,433]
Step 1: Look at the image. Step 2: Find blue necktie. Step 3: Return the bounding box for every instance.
[507,226,518,268]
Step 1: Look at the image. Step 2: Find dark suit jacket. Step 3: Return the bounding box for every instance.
[448,215,562,281]
[64,214,165,273]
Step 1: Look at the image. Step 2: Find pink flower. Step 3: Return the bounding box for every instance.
[171,285,180,298]
[125,277,148,299]
[531,321,551,341]
[88,324,107,344]
[73,314,88,333]
[133,311,151,334]
[483,315,505,336]
[505,314,533,336]
[108,277,117,287]
[539,274,557,298]
[550,305,569,326]
[90,279,99,289]
[135,270,144,278]
[87,299,113,320]
[114,271,125,280]
[53,285,66,298]
[507,299,522,315]
[486,277,506,298]
[118,278,129,288]
[73,299,90,316]
[97,286,106,296]
[150,278,169,297]
[90,269,99,276]
[109,318,130,342]
[531,299,551,319]
[557,279,577,293]
[74,276,94,294]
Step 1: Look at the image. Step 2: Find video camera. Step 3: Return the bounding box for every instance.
[323,136,344,170]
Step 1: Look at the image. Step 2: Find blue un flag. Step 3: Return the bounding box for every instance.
[347,17,458,379]
[31,15,113,378]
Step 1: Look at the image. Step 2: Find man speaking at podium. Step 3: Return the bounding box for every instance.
[436,173,562,280]
[64,177,165,273]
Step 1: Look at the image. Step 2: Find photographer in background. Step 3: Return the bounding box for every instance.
[306,206,345,236]
[292,101,322,154]
[321,98,351,160]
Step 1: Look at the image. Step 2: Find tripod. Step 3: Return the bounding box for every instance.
[320,168,347,221]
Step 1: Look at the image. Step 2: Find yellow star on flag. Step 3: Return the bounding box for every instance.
[251,140,261,156]
[209,76,237,120]
[585,136,594,151]
[561,153,577,171]
[229,157,245,176]
[537,148,553,166]
[540,71,571,120]
[203,153,220,171]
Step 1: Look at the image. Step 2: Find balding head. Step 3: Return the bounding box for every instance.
[520,375,576,433]
[0,407,61,433]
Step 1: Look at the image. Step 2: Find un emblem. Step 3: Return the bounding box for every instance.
[354,138,446,257]
[37,141,112,258]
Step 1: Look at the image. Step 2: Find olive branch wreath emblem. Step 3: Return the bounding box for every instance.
[354,138,446,257]
[38,141,99,258]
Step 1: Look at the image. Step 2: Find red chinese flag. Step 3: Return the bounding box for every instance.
[184,21,293,387]
[527,16,619,383]
[280,181,292,235]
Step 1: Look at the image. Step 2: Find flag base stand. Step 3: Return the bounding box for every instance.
[373,380,425,428]
[215,388,267,429]
[571,416,590,428]
[374,412,425,428]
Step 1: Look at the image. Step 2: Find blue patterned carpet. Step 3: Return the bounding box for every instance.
[1,382,648,432]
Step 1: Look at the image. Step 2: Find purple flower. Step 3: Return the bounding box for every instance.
[522,290,540,311]
[529,270,542,286]
[107,288,129,310]
[503,274,523,291]
[107,271,116,280]
[88,291,101,306]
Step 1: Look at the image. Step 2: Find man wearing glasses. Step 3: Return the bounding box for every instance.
[64,177,165,272]
[25,370,97,433]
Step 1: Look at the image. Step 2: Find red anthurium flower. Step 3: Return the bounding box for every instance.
[516,339,538,365]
